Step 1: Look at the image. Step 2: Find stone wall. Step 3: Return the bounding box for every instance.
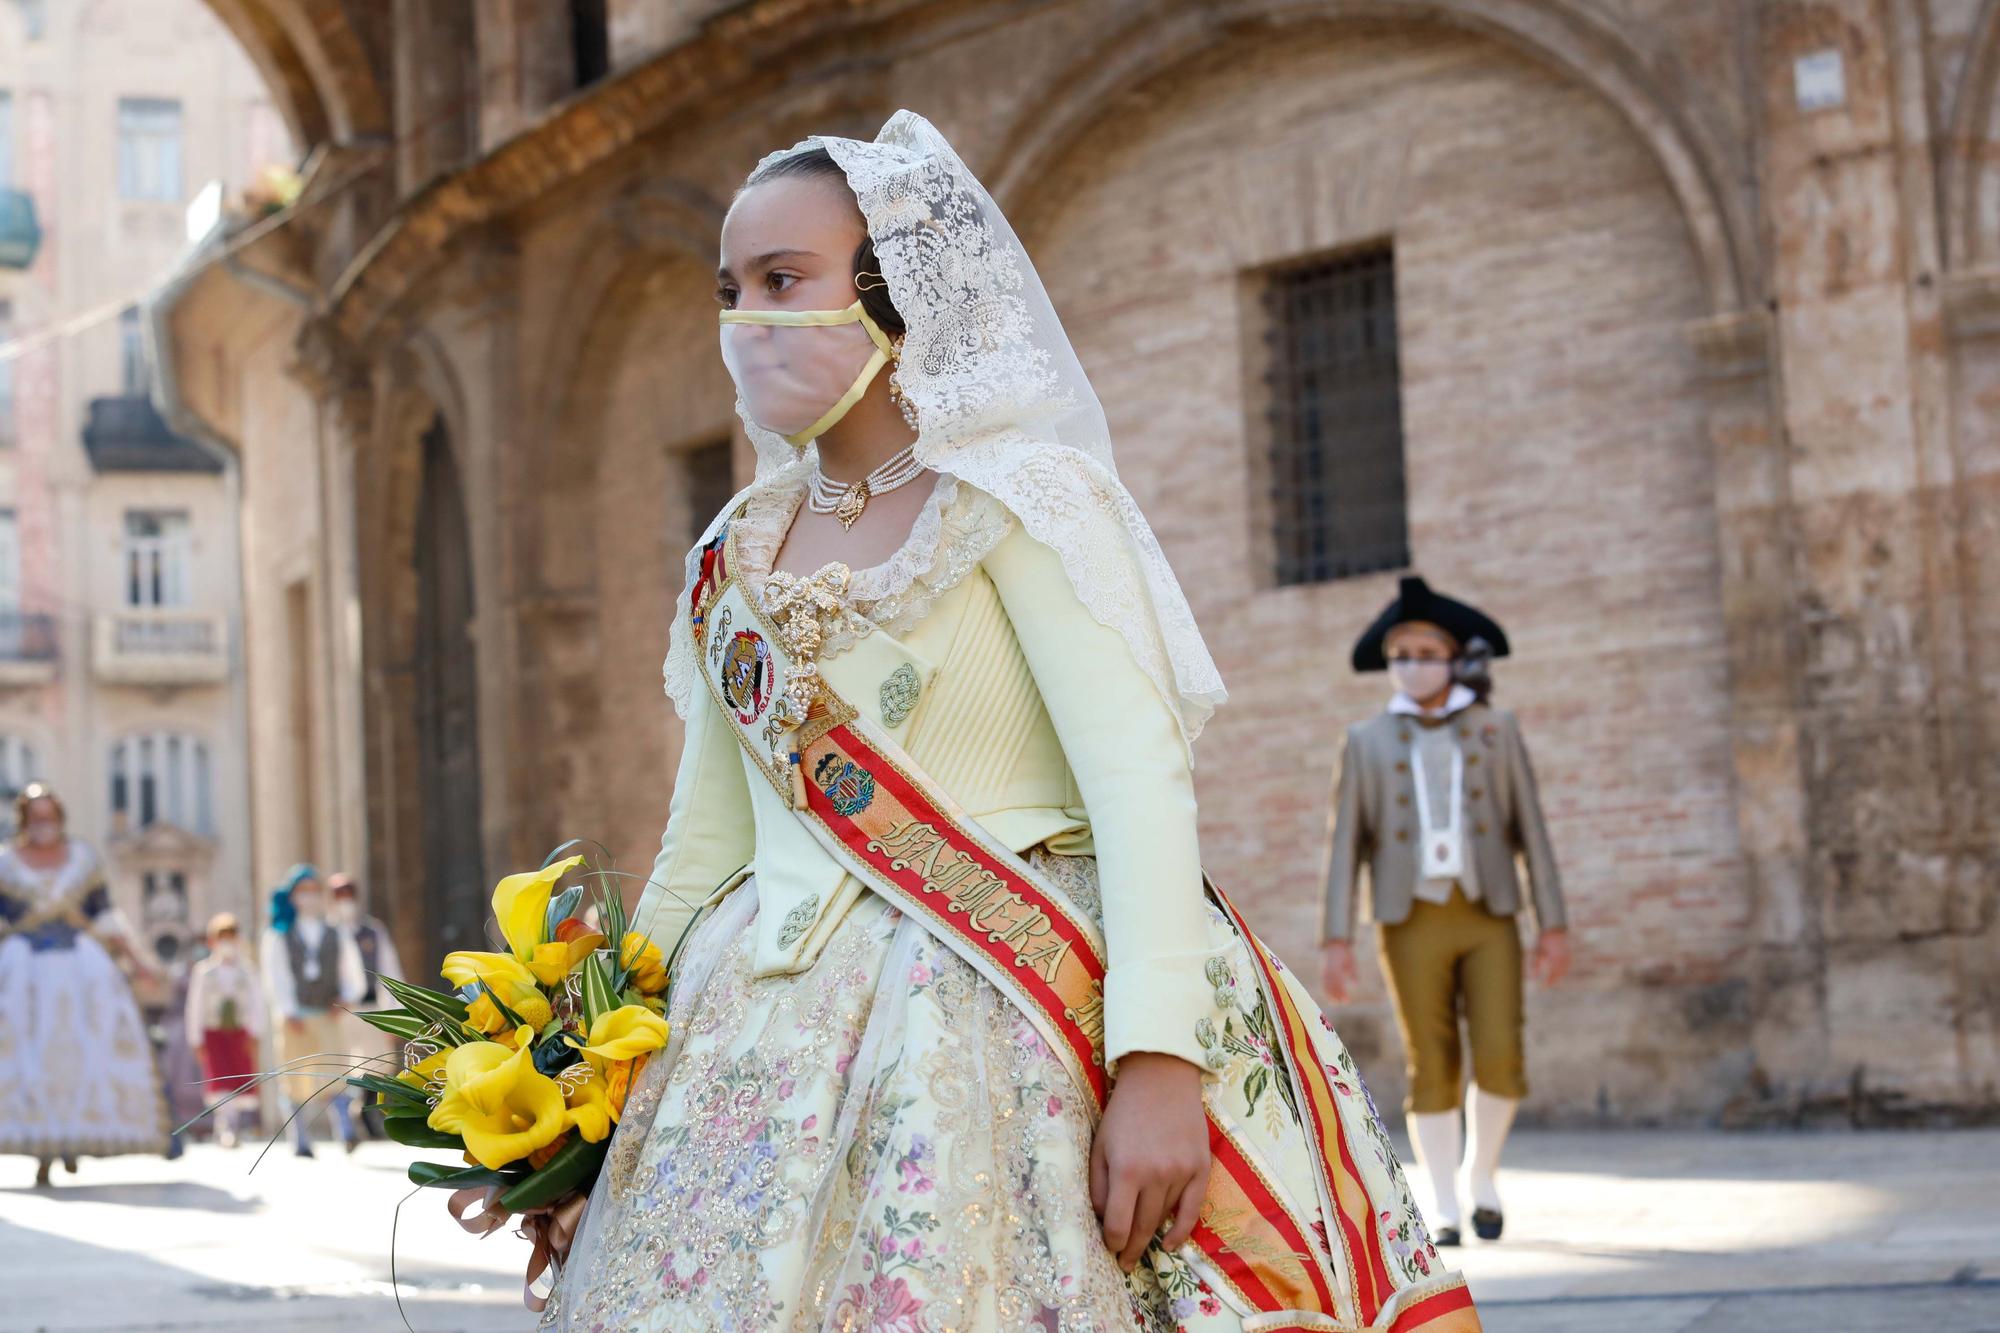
[184,0,2000,1124]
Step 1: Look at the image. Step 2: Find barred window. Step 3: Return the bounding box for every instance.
[1262,245,1409,586]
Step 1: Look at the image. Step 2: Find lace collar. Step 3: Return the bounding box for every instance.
[727,471,1014,655]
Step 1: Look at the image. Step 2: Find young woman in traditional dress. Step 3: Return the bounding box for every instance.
[0,784,167,1185]
[531,112,1482,1332]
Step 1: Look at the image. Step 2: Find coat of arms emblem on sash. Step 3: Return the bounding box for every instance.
[721,629,774,723]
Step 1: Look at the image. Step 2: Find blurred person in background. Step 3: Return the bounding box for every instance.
[258,865,365,1157]
[186,912,264,1148]
[326,871,402,1139]
[1320,577,1571,1245]
[0,784,168,1186]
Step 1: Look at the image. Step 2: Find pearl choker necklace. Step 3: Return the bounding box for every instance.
[808,444,926,531]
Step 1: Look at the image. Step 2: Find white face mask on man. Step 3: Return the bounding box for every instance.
[331,900,360,927]
[1390,658,1454,703]
[718,299,898,446]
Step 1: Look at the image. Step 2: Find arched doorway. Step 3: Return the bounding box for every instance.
[414,414,486,959]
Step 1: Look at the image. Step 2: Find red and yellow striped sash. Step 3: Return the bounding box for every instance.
[687,522,1480,1331]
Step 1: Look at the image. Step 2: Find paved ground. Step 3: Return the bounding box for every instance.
[0,1128,1995,1331]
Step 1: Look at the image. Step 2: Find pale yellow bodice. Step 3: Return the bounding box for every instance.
[640,476,1230,1072]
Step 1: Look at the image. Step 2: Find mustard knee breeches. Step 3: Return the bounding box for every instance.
[1378,886,1525,1114]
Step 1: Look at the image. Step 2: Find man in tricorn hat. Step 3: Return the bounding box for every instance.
[1320,575,1570,1245]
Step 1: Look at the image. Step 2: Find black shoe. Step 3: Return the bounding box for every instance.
[1472,1207,1503,1241]
[1433,1225,1461,1247]
[294,1141,316,1159]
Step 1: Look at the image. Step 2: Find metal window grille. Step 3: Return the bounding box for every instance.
[1263,246,1409,586]
[684,438,735,548]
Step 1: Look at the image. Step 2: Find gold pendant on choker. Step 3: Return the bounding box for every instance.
[834,481,871,531]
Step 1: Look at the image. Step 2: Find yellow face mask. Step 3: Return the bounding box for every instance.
[719,300,899,447]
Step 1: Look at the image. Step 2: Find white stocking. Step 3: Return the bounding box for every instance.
[1406,1110,1463,1230]
[1463,1086,1519,1212]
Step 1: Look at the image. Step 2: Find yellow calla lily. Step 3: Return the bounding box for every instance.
[428,1027,570,1171]
[563,1066,616,1143]
[394,1047,451,1098]
[619,931,669,995]
[523,932,607,988]
[491,854,587,962]
[442,950,554,1034]
[569,1003,670,1065]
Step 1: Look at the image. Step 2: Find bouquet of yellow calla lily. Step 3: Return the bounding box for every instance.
[346,847,700,1213]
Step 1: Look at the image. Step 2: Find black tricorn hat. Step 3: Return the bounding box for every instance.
[1351,576,1510,672]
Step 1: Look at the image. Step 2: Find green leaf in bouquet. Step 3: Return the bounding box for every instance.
[356,1008,448,1043]
[498,1136,609,1212]
[545,884,585,937]
[579,950,619,1029]
[407,1160,518,1191]
[380,975,470,1026]
[347,1072,430,1107]
[384,1116,466,1151]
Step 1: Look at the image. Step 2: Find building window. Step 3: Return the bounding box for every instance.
[123,509,191,608]
[109,732,213,835]
[0,301,14,447]
[0,734,36,835]
[117,98,184,202]
[0,508,18,610]
[571,0,610,89]
[119,307,147,394]
[683,438,735,548]
[1260,245,1409,586]
[14,0,45,42]
[0,91,13,189]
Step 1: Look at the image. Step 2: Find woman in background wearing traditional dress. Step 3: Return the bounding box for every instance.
[0,783,167,1186]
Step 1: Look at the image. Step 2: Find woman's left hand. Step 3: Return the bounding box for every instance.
[1090,1051,1209,1272]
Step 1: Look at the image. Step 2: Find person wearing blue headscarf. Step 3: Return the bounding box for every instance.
[258,864,365,1157]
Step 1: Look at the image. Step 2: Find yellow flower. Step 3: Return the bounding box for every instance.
[569,1003,670,1065]
[393,1047,451,1100]
[493,855,588,961]
[427,1027,569,1171]
[563,1067,617,1143]
[442,951,554,1034]
[619,932,669,995]
[561,1053,651,1143]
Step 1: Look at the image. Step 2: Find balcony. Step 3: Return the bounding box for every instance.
[81,395,223,474]
[93,608,229,685]
[0,611,59,686]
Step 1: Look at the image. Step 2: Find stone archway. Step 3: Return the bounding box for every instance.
[1011,15,1749,1118]
[988,0,1756,319]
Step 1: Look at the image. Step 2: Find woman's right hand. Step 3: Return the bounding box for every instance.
[1319,940,1358,1003]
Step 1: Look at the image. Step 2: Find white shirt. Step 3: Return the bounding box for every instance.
[1389,684,1483,905]
[185,955,266,1035]
[259,917,367,1019]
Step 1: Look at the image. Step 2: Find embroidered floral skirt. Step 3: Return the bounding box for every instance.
[543,855,1446,1332]
[0,934,168,1160]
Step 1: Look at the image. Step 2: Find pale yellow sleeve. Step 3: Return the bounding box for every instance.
[982,525,1228,1076]
[633,676,756,959]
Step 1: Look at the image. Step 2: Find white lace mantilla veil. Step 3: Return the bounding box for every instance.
[663,109,1226,753]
